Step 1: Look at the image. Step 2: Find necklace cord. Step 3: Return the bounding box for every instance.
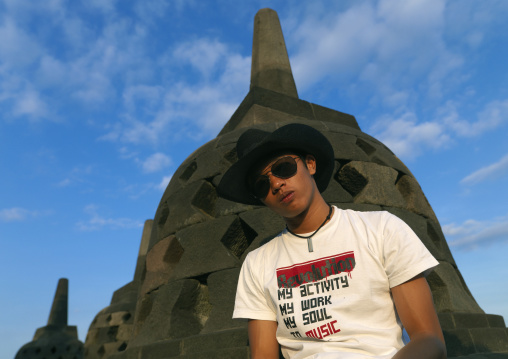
[286,204,333,239]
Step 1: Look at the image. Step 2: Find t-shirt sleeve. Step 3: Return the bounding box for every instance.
[232,251,277,321]
[380,212,439,288]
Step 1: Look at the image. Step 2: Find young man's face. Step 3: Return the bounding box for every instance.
[250,153,318,219]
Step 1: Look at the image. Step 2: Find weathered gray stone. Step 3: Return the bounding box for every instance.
[130,279,211,346]
[325,132,370,162]
[140,235,183,296]
[171,216,242,280]
[470,328,508,353]
[201,268,245,333]
[396,175,438,221]
[339,161,406,207]
[427,262,483,313]
[251,8,298,98]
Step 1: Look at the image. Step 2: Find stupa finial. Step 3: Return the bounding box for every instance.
[47,278,68,326]
[251,8,298,97]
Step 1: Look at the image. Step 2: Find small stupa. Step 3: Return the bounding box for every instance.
[15,278,84,359]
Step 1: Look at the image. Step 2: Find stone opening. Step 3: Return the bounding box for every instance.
[118,342,127,351]
[191,181,218,217]
[156,201,170,233]
[337,164,368,197]
[223,147,238,164]
[356,138,376,156]
[427,221,443,249]
[179,161,197,183]
[122,313,131,322]
[221,218,257,259]
[162,235,184,269]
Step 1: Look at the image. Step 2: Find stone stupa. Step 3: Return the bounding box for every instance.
[15,278,84,359]
[84,8,508,359]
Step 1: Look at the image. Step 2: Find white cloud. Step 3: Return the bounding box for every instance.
[461,153,508,185]
[371,111,450,159]
[76,204,143,231]
[142,152,171,173]
[441,99,508,137]
[444,214,508,250]
[0,207,47,222]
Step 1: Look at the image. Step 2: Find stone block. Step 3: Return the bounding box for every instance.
[111,281,138,306]
[214,196,259,217]
[138,338,181,359]
[487,314,506,328]
[325,132,369,162]
[179,347,250,359]
[201,269,246,333]
[395,175,438,222]
[443,328,475,357]
[93,326,119,343]
[108,311,132,326]
[130,279,211,346]
[310,103,360,130]
[454,313,490,329]
[171,216,241,280]
[116,324,133,341]
[338,161,406,208]
[186,148,233,185]
[156,180,212,240]
[427,262,483,313]
[470,328,508,353]
[322,176,354,203]
[239,207,286,258]
[182,328,249,353]
[140,235,184,296]
[438,312,455,330]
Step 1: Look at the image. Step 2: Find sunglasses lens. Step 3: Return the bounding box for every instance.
[253,177,270,199]
[272,157,298,178]
[251,157,299,199]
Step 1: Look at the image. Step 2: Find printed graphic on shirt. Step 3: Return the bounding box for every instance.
[276,251,356,340]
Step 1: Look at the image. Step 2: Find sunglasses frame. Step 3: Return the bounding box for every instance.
[250,155,302,200]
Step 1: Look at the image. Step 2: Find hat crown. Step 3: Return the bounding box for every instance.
[237,128,270,159]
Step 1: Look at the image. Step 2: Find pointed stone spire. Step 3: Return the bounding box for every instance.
[47,277,68,327]
[251,8,298,97]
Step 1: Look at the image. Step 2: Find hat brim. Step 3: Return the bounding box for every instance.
[217,124,335,205]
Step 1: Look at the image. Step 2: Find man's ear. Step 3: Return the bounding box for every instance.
[305,155,317,175]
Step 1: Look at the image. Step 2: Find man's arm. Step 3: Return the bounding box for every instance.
[248,319,279,359]
[391,274,447,359]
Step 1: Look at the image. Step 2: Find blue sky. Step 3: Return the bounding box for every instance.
[1,0,507,357]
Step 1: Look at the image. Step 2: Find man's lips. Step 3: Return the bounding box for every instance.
[280,191,294,203]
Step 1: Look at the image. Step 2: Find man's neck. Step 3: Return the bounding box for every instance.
[284,196,332,234]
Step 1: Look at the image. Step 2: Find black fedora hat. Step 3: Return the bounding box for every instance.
[217,123,335,205]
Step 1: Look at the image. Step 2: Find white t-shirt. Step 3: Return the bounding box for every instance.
[233,207,439,359]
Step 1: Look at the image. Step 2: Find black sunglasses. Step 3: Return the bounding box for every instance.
[250,156,301,199]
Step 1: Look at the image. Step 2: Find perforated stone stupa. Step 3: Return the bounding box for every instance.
[15,278,84,359]
[84,8,508,359]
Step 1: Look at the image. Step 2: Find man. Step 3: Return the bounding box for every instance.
[217,123,446,359]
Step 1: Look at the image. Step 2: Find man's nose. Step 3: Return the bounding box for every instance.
[269,174,285,193]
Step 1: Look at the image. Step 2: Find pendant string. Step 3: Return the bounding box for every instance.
[286,204,333,252]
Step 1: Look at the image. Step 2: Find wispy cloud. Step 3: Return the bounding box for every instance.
[0,207,48,222]
[461,153,508,185]
[76,204,143,231]
[371,111,450,159]
[141,152,171,173]
[443,213,508,250]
